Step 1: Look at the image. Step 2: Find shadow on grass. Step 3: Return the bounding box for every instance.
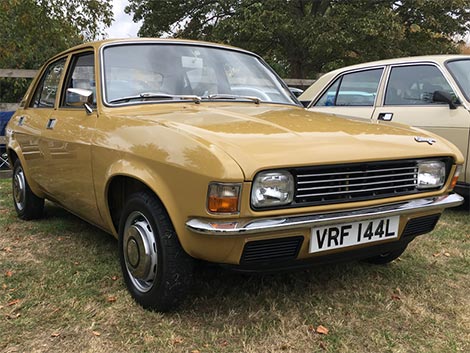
[25,200,438,317]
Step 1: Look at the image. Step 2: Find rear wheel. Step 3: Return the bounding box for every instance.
[363,245,407,265]
[12,159,44,220]
[118,190,194,312]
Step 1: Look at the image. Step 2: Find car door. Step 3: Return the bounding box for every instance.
[307,67,385,120]
[372,63,470,184]
[40,50,102,224]
[14,58,67,191]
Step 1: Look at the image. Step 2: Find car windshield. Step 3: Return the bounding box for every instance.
[102,43,296,106]
[446,59,470,101]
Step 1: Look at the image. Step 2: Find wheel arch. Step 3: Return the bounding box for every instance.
[105,173,177,238]
[7,145,45,198]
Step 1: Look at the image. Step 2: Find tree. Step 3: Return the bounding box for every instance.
[125,0,470,78]
[0,0,113,102]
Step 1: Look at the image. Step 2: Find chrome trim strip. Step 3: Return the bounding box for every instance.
[298,183,418,197]
[297,171,417,184]
[297,177,416,191]
[297,165,416,178]
[186,194,463,235]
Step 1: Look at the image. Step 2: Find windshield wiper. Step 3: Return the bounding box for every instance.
[109,92,201,104]
[204,94,261,104]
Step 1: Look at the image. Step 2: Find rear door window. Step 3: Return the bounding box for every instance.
[315,69,383,107]
[30,58,66,108]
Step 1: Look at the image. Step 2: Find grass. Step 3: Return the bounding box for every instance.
[0,177,469,353]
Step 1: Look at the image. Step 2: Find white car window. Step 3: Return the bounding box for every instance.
[385,65,455,105]
[315,69,383,107]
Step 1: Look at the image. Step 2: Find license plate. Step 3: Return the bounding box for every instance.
[309,216,399,254]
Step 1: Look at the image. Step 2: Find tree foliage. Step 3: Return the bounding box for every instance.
[126,0,470,78]
[0,0,113,103]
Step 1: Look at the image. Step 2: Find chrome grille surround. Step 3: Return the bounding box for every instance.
[291,158,451,207]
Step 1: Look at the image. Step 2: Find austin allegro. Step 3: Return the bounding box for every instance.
[5,39,464,311]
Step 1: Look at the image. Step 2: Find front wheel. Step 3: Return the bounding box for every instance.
[12,159,44,220]
[118,190,194,312]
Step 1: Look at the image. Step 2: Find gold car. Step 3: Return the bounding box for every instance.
[5,40,464,311]
[299,55,470,200]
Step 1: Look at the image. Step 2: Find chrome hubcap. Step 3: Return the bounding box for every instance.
[13,167,26,212]
[123,211,158,293]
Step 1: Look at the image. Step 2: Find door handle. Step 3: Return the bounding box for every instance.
[46,118,57,129]
[378,113,393,121]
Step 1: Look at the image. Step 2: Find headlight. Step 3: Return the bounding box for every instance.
[417,160,446,189]
[251,170,294,208]
[207,183,241,214]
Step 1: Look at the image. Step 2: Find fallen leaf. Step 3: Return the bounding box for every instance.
[7,299,20,306]
[433,252,441,257]
[444,252,451,257]
[51,332,60,338]
[2,284,7,290]
[220,340,228,347]
[173,337,183,345]
[107,296,117,303]
[307,325,315,332]
[2,247,12,253]
[92,331,101,337]
[74,262,80,265]
[316,325,329,335]
[111,276,118,281]
[5,270,13,277]
[391,294,401,301]
[6,313,21,320]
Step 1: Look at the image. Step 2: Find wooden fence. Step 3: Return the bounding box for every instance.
[0,69,315,111]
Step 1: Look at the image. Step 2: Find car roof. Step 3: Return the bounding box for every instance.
[320,54,470,77]
[48,38,255,62]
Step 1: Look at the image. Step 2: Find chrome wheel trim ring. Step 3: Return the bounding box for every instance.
[13,167,26,212]
[123,211,158,293]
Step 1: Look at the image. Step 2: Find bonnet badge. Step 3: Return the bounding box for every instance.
[414,136,436,145]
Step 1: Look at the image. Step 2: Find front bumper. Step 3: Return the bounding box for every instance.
[186,194,464,235]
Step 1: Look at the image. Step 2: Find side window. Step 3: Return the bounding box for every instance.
[315,69,383,107]
[62,52,96,107]
[30,58,66,108]
[385,65,455,105]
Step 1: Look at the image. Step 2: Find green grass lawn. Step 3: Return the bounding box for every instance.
[1,178,469,353]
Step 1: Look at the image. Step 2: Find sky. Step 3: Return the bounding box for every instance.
[106,0,142,39]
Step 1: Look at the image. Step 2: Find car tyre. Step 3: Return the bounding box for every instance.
[118,190,194,312]
[12,159,44,220]
[363,245,407,265]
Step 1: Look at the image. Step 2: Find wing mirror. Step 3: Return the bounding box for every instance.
[432,90,457,110]
[66,88,94,114]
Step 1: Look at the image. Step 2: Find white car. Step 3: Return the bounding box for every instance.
[299,55,470,199]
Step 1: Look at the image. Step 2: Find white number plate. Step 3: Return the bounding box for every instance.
[309,216,399,254]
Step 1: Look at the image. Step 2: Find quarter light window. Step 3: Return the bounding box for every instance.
[315,69,383,107]
[385,65,455,106]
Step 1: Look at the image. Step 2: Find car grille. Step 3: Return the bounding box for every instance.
[293,159,449,207]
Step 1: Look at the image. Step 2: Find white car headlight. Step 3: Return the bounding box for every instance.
[251,170,294,208]
[417,160,446,189]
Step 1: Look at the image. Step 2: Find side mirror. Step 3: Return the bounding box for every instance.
[432,90,457,110]
[289,87,304,98]
[66,88,94,114]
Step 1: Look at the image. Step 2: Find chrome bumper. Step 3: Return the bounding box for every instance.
[186,194,464,235]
